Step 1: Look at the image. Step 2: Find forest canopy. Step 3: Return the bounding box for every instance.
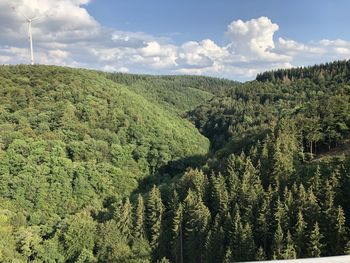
[0,61,350,262]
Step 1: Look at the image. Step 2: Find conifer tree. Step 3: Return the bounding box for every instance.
[309,165,322,199]
[170,202,183,263]
[335,206,347,255]
[206,215,225,263]
[275,197,288,232]
[231,208,244,260]
[256,198,270,252]
[304,188,321,228]
[134,194,145,240]
[210,173,229,217]
[226,167,241,205]
[308,222,323,257]
[241,223,256,261]
[114,197,133,240]
[294,210,307,258]
[283,231,297,259]
[146,185,164,256]
[273,222,284,259]
[183,189,210,263]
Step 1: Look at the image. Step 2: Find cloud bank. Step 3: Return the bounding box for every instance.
[1,0,350,80]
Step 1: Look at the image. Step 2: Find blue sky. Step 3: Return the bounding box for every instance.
[1,0,350,80]
[86,0,350,44]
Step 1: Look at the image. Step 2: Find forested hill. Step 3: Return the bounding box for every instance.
[0,65,210,262]
[189,60,350,157]
[1,62,350,262]
[256,60,350,83]
[108,73,240,112]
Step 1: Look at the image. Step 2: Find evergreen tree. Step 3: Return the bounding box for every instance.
[283,231,297,259]
[294,210,307,258]
[273,222,284,259]
[210,173,229,217]
[308,222,324,257]
[256,198,270,252]
[134,194,146,240]
[309,165,322,199]
[146,185,164,258]
[206,216,225,263]
[183,189,211,263]
[114,197,133,240]
[230,208,244,261]
[170,201,184,263]
[241,223,256,261]
[335,206,347,255]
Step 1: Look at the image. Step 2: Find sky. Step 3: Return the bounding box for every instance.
[1,0,350,81]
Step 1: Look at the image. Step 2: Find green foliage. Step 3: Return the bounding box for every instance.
[1,61,350,262]
[308,222,324,257]
[62,210,96,261]
[146,185,164,256]
[0,65,209,262]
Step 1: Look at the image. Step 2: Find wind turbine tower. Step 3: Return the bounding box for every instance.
[27,16,42,65]
[13,7,43,65]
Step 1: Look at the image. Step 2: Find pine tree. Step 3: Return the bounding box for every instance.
[308,222,323,257]
[241,158,263,222]
[210,173,229,217]
[206,215,225,263]
[304,188,321,228]
[283,231,296,259]
[171,202,183,263]
[241,223,256,261]
[231,208,244,261]
[256,198,270,252]
[294,210,307,258]
[114,197,133,240]
[275,197,288,232]
[183,189,211,263]
[134,194,145,240]
[309,165,322,199]
[273,222,284,259]
[146,185,164,257]
[335,206,347,255]
[226,166,241,206]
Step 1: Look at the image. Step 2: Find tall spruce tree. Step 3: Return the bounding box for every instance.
[273,222,284,259]
[134,194,146,240]
[183,189,210,263]
[283,231,297,259]
[146,185,164,258]
[170,192,183,263]
[294,210,307,258]
[114,197,133,240]
[308,222,323,257]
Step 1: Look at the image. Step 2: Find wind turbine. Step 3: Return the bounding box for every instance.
[12,7,44,65]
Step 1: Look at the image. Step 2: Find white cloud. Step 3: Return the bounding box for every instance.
[1,1,350,80]
[225,16,290,62]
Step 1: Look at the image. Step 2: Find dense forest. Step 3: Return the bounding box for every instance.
[0,61,350,262]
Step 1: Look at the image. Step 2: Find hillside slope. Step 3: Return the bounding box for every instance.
[0,65,209,220]
[108,73,240,112]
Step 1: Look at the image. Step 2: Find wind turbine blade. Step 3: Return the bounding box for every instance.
[31,16,42,22]
[11,6,30,21]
